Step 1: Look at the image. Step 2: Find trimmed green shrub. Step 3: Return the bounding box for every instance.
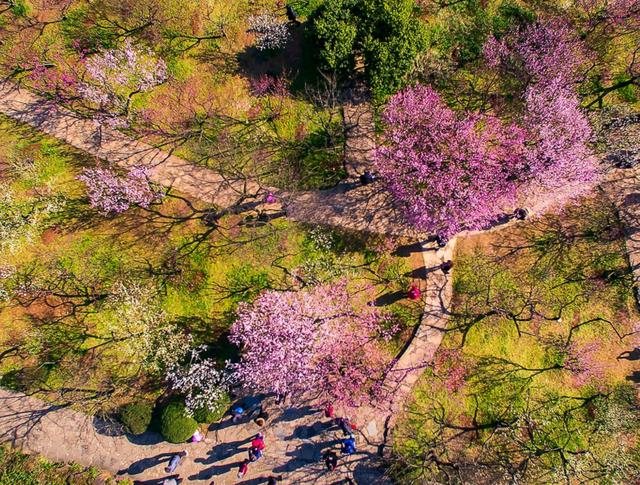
[160,401,198,443]
[119,402,153,435]
[193,392,231,424]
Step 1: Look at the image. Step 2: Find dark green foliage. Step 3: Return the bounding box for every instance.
[160,401,198,443]
[492,1,536,38]
[429,0,535,67]
[309,0,427,101]
[288,126,347,189]
[120,402,153,435]
[192,392,231,424]
[9,0,29,17]
[61,7,117,52]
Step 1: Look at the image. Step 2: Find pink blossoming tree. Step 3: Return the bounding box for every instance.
[375,20,598,237]
[77,166,161,214]
[374,84,527,237]
[564,340,606,385]
[229,281,396,407]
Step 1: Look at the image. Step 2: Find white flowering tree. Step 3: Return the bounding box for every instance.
[78,39,167,128]
[0,183,66,254]
[166,347,234,417]
[103,282,192,373]
[248,13,290,50]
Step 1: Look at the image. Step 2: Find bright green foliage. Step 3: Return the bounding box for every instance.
[428,0,535,67]
[9,0,29,17]
[192,391,231,424]
[0,445,103,485]
[309,0,427,100]
[226,264,271,304]
[392,198,640,483]
[160,401,198,443]
[119,402,153,435]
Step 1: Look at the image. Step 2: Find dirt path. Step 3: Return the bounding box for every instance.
[0,236,454,484]
[0,83,454,483]
[0,82,415,237]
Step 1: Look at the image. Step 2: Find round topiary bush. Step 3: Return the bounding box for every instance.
[160,401,198,443]
[192,392,232,424]
[119,402,153,435]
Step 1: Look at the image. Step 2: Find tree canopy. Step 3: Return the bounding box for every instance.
[309,0,427,100]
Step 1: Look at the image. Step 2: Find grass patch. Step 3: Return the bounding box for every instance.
[393,195,640,484]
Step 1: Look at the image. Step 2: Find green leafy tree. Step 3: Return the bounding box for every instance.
[309,0,427,100]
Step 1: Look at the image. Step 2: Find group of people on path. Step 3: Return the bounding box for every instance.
[322,405,358,474]
[146,400,359,484]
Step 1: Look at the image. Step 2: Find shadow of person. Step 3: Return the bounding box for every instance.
[372,290,405,307]
[133,473,180,484]
[118,452,176,475]
[188,460,243,481]
[618,348,640,360]
[285,420,332,441]
[626,370,640,383]
[195,437,251,465]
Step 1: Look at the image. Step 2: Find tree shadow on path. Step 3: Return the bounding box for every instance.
[270,405,317,425]
[118,452,175,475]
[196,437,251,465]
[188,460,243,481]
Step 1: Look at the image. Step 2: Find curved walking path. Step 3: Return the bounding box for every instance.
[8,82,636,483]
[0,82,417,238]
[0,84,453,481]
[0,241,454,484]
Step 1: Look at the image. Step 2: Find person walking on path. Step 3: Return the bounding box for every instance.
[323,450,339,471]
[407,283,421,301]
[165,451,188,474]
[231,403,245,423]
[255,406,269,426]
[336,417,355,438]
[248,447,263,462]
[341,437,356,455]
[324,403,334,419]
[251,432,266,451]
[237,459,250,479]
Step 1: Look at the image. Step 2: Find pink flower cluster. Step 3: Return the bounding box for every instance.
[77,166,160,214]
[249,75,289,97]
[375,20,598,237]
[374,84,526,237]
[483,20,587,87]
[434,348,468,392]
[229,281,396,407]
[564,340,606,385]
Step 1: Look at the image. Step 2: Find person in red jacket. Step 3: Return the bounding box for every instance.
[407,283,421,301]
[237,460,249,479]
[251,432,266,451]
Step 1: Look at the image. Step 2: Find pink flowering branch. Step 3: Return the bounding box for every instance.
[77,166,162,214]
